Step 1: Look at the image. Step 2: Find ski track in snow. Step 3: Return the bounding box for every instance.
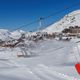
[0,40,79,80]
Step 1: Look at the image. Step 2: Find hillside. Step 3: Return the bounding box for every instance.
[43,10,80,34]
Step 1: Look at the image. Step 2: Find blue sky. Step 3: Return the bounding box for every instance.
[0,0,80,31]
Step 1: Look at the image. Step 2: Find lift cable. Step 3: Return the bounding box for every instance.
[13,2,80,31]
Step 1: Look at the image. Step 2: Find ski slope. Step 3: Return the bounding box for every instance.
[0,39,79,80]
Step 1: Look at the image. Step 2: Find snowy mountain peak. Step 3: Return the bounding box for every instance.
[10,30,26,39]
[0,29,11,41]
[43,10,80,34]
[0,29,26,41]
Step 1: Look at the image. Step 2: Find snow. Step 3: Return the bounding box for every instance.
[0,39,79,80]
[43,10,80,34]
[0,10,80,80]
[0,29,26,40]
[10,30,26,39]
[0,29,11,41]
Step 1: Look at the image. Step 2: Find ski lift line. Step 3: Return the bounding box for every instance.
[14,17,44,31]
[44,2,80,20]
[13,19,40,31]
[13,2,80,31]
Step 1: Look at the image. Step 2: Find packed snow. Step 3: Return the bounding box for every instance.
[0,39,79,80]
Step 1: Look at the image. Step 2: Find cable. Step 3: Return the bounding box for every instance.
[13,19,40,31]
[44,2,80,20]
[13,2,80,31]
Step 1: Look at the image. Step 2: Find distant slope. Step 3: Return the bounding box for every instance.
[43,10,80,33]
[10,30,25,39]
[0,29,11,41]
[0,29,26,41]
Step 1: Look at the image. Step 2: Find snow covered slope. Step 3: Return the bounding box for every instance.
[10,30,25,39]
[0,10,80,40]
[0,40,79,80]
[0,29,26,41]
[0,29,11,41]
[44,10,80,33]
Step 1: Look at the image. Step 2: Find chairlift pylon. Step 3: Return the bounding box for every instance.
[38,17,44,31]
